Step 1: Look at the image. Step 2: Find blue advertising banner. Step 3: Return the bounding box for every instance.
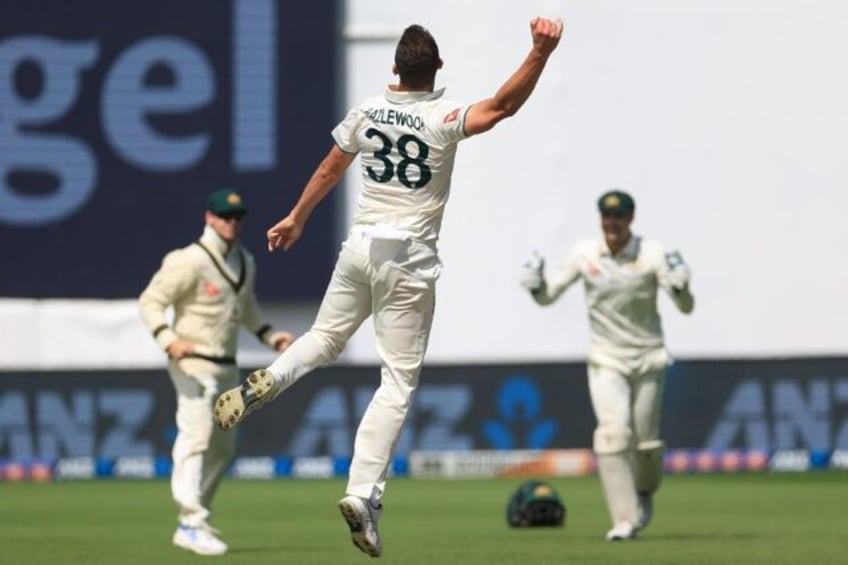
[0,0,341,299]
[2,357,846,460]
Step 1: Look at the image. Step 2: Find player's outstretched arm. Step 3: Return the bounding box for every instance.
[659,250,695,314]
[520,247,582,306]
[464,17,563,136]
[267,145,356,252]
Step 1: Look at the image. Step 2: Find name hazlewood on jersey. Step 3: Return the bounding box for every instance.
[364,107,426,132]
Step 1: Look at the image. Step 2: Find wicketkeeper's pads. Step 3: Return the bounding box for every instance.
[506,480,566,528]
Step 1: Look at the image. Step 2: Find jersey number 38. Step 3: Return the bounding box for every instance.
[365,127,432,189]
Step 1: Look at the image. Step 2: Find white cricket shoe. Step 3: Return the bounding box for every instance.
[637,492,654,530]
[214,369,277,430]
[606,521,638,541]
[338,495,383,557]
[172,524,228,556]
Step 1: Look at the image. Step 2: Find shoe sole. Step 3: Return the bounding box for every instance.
[172,537,227,556]
[213,369,275,430]
[338,499,381,557]
[606,530,638,542]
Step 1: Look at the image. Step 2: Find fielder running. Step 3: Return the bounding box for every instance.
[520,190,694,541]
[214,18,564,557]
[140,189,293,556]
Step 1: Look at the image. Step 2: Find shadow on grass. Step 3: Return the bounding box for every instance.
[228,543,340,555]
[646,532,759,542]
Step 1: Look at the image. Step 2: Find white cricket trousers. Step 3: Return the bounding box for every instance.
[268,230,439,501]
[588,364,665,447]
[588,364,665,527]
[168,362,238,528]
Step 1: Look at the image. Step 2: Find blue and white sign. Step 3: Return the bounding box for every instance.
[0,0,340,299]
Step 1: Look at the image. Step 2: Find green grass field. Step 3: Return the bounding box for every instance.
[2,472,846,564]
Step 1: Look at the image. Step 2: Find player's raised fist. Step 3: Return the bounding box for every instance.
[529,17,564,57]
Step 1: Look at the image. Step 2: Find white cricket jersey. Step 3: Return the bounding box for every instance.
[538,234,691,373]
[139,227,277,375]
[332,87,470,243]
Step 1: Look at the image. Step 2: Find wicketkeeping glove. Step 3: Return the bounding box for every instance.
[664,251,691,292]
[520,252,545,292]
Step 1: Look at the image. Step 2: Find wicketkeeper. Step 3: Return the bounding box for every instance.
[520,190,694,541]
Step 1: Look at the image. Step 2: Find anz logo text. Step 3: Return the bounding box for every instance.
[707,377,848,450]
[0,0,276,226]
[288,385,474,456]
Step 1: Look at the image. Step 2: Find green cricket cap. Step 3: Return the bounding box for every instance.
[597,190,635,213]
[207,189,247,217]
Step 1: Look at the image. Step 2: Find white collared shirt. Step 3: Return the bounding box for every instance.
[139,227,275,368]
[201,225,242,279]
[535,234,692,373]
[332,87,470,243]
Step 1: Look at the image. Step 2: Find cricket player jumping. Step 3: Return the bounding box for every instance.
[214,17,564,557]
[520,190,694,541]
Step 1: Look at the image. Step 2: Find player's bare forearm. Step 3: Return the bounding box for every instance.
[268,146,355,252]
[291,146,354,224]
[465,17,563,135]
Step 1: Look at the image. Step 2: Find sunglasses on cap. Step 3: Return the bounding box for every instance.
[215,212,245,221]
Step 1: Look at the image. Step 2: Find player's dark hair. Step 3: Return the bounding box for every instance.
[395,24,440,88]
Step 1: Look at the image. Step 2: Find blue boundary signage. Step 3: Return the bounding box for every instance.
[2,358,847,461]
